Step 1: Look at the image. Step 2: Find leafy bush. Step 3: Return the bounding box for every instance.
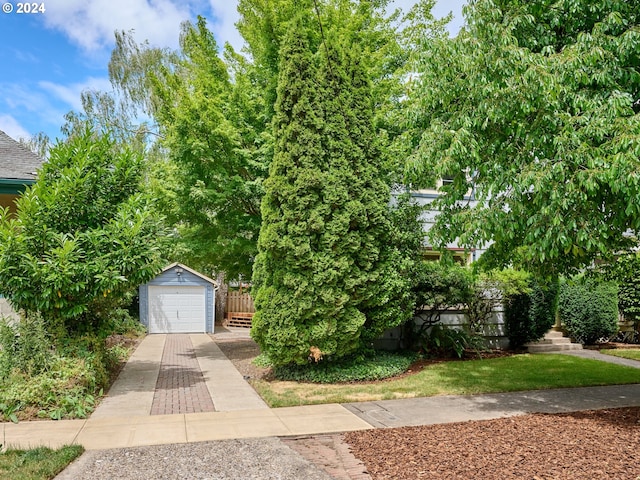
[413,324,485,359]
[0,320,137,421]
[1,356,97,421]
[412,261,473,322]
[272,351,416,383]
[559,276,618,344]
[600,252,640,340]
[504,276,558,349]
[408,260,473,342]
[0,129,164,336]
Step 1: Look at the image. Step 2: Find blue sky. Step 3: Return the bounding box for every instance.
[0,0,466,142]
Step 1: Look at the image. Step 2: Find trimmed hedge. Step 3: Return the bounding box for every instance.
[504,278,558,349]
[558,277,618,344]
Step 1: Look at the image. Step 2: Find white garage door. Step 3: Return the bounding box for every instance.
[148,286,206,333]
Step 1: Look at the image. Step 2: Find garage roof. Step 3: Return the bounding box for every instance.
[162,262,219,288]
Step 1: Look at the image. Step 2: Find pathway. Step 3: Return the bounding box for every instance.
[150,334,215,415]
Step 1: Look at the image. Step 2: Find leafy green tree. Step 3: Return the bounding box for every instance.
[107,2,439,278]
[407,0,640,276]
[0,129,164,335]
[251,9,414,365]
[19,132,51,159]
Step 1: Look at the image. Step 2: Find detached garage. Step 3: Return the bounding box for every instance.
[139,263,218,334]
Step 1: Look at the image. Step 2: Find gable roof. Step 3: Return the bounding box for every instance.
[0,130,45,181]
[161,262,220,288]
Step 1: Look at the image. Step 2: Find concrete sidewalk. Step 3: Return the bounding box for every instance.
[1,403,372,451]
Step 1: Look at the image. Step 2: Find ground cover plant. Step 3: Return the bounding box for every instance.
[0,445,83,480]
[250,353,640,408]
[271,351,416,383]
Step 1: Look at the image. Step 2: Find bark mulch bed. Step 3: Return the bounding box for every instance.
[344,407,640,480]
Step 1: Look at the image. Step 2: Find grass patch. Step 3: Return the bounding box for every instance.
[0,445,83,480]
[251,354,640,408]
[600,348,640,361]
[273,352,416,383]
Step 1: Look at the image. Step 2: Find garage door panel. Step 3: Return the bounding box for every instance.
[149,286,206,333]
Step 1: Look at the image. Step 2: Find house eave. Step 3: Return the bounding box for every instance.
[0,178,35,195]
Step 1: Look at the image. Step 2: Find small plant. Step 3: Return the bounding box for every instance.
[0,314,55,378]
[0,403,19,423]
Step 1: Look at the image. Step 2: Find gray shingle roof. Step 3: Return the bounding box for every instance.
[0,130,45,181]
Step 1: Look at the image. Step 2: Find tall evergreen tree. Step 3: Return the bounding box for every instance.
[251,10,413,365]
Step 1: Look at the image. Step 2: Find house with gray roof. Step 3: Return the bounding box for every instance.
[0,130,44,320]
[0,129,45,213]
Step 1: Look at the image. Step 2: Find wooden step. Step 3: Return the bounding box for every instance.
[224,312,254,328]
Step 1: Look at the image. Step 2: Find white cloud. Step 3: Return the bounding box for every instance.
[39,77,113,111]
[41,0,194,51]
[207,0,243,51]
[0,115,32,140]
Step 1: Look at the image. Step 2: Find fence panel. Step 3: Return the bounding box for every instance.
[225,291,255,313]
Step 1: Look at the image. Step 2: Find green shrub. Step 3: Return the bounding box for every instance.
[559,276,618,344]
[272,351,415,383]
[504,277,558,349]
[0,130,164,337]
[0,356,97,421]
[414,324,485,359]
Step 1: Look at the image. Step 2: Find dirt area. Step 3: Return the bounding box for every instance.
[217,334,640,480]
[215,335,271,380]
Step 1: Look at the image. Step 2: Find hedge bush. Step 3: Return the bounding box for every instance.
[504,277,558,349]
[558,277,618,344]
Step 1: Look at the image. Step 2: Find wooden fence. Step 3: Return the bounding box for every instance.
[224,291,255,328]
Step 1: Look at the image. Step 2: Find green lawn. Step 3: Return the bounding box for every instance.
[600,348,640,361]
[0,445,83,480]
[252,354,640,408]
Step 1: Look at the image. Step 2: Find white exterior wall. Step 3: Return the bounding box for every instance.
[409,189,489,260]
[0,297,19,324]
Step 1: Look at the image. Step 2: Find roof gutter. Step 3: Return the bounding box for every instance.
[0,178,36,195]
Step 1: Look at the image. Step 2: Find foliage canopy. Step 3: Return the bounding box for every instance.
[0,130,164,334]
[407,0,640,276]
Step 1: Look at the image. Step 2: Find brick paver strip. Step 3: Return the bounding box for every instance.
[151,334,216,415]
[283,434,372,480]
